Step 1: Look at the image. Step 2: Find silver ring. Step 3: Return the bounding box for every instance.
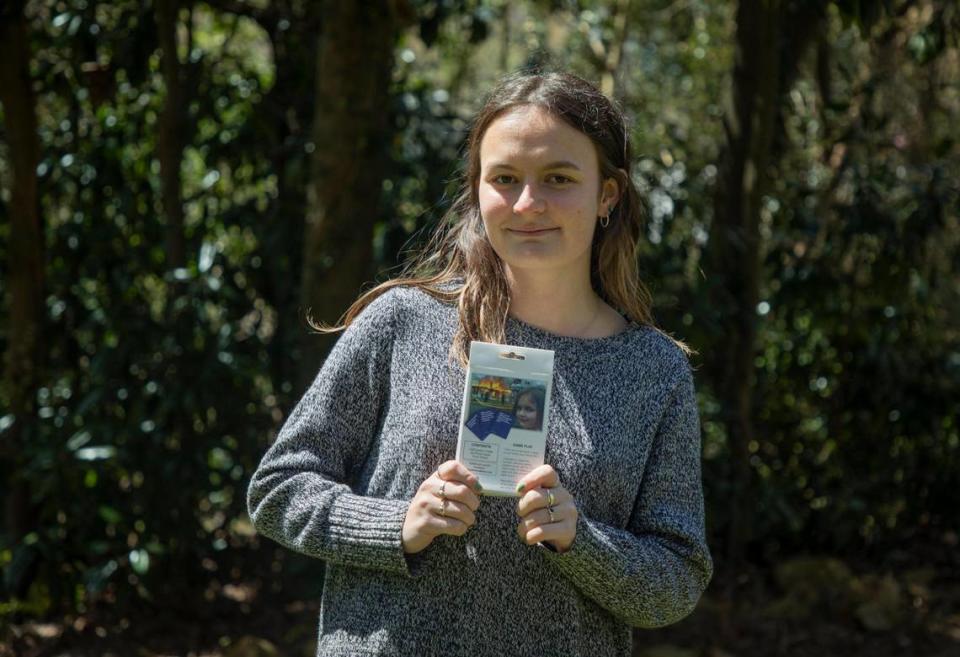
[440,498,448,517]
[547,505,556,523]
[438,482,447,499]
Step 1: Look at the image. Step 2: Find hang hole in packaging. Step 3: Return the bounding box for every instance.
[455,341,555,496]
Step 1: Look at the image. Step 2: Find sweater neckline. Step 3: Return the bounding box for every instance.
[425,279,648,349]
[505,313,645,350]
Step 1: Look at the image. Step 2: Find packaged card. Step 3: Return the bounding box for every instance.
[455,341,555,496]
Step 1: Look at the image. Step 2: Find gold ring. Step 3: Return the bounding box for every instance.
[546,489,556,507]
[440,498,448,517]
[438,482,447,499]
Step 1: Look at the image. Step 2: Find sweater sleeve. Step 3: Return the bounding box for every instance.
[542,361,713,627]
[246,291,412,576]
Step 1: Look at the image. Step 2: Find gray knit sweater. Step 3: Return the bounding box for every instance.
[247,286,712,657]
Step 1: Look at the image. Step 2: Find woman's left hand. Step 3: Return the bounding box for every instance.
[515,464,578,553]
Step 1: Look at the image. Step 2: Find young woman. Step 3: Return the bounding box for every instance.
[247,70,712,657]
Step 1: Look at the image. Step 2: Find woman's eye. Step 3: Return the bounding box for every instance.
[491,175,515,185]
[548,175,572,184]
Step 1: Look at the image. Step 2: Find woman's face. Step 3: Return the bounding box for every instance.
[515,394,540,430]
[477,105,618,280]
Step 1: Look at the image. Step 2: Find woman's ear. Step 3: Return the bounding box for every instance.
[600,169,625,215]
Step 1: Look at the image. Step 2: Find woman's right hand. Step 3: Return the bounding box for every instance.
[402,460,482,554]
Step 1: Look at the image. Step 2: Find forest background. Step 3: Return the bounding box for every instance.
[1,0,959,656]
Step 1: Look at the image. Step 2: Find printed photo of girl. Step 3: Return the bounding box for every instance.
[512,387,545,431]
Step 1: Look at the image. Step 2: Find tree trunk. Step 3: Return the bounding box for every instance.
[704,0,784,580]
[601,0,632,98]
[0,0,44,597]
[299,2,402,385]
[261,5,321,409]
[155,0,187,270]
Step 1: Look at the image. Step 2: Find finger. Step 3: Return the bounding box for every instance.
[515,464,559,494]
[433,480,481,512]
[516,517,530,543]
[523,519,575,546]
[431,498,476,527]
[517,486,572,517]
[516,515,569,543]
[437,460,482,491]
[427,515,472,537]
[520,504,562,530]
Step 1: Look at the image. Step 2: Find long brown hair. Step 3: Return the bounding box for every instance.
[311,70,690,363]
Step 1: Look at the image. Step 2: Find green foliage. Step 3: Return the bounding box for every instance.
[2,0,299,614]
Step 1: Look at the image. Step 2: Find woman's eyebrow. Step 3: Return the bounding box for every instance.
[487,160,582,171]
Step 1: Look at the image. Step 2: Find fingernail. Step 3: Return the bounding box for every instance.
[516,483,525,493]
[474,481,483,492]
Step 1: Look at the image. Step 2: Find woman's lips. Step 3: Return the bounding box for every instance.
[508,227,559,235]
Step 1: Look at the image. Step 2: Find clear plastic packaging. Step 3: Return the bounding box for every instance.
[455,341,555,496]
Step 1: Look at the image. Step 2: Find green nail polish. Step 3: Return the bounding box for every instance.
[516,483,525,493]
[474,481,483,492]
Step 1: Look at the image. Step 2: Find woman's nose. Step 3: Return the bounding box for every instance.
[513,183,546,214]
